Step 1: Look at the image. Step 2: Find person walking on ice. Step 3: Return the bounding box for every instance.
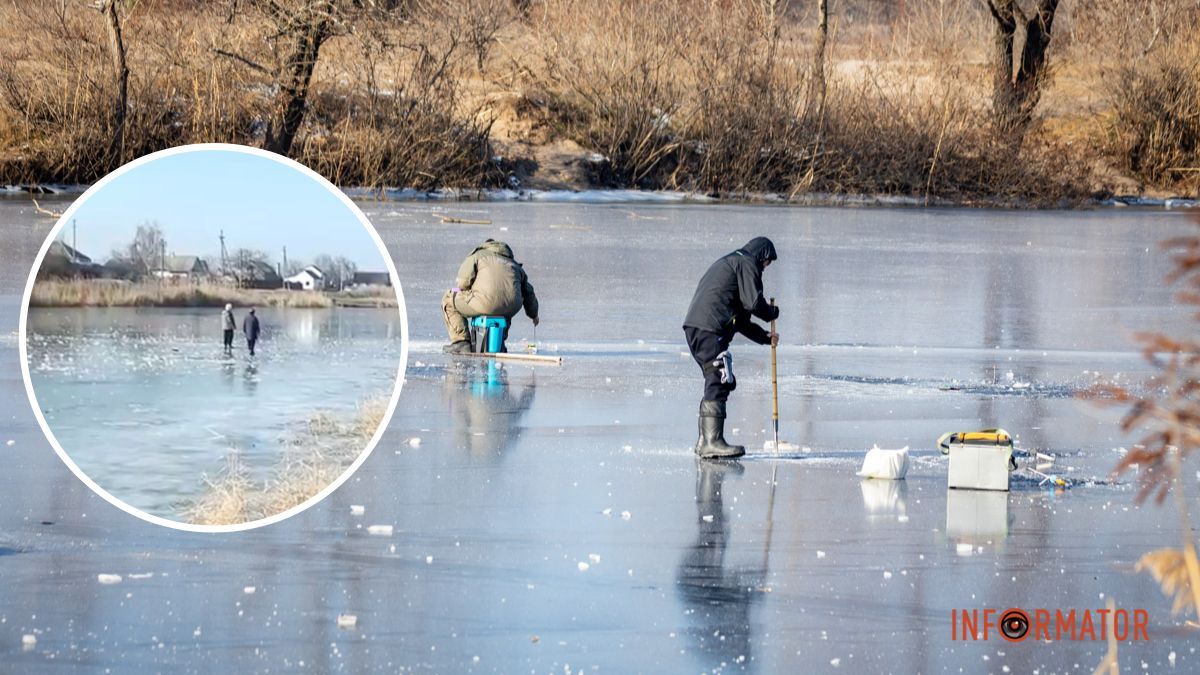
[221,303,237,355]
[683,237,779,460]
[442,239,539,354]
[244,308,261,357]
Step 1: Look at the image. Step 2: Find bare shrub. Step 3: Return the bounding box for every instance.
[523,0,688,188]
[1107,35,1200,193]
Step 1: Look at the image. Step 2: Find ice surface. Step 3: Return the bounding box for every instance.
[25,306,402,518]
[1,201,1197,672]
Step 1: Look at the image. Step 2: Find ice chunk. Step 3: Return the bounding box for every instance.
[336,614,357,629]
[620,511,631,520]
[97,573,122,585]
[588,553,601,564]
[22,634,36,649]
[425,556,433,564]
[763,440,806,452]
[407,437,422,448]
[367,525,394,536]
[5,440,14,447]
[817,550,826,558]
[350,505,365,516]
[243,586,256,594]
[602,508,612,516]
[856,446,909,480]
[702,515,715,523]
[577,561,590,572]
[956,543,974,556]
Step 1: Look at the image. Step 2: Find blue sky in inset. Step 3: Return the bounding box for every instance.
[60,149,386,268]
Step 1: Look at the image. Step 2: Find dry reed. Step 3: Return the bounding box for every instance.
[30,279,334,308]
[186,396,388,525]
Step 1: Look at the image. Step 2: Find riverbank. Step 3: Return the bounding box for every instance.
[0,2,1195,206]
[29,280,397,308]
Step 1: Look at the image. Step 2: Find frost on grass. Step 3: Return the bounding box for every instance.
[184,397,388,525]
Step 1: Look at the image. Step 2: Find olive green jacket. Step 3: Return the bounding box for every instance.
[455,240,539,319]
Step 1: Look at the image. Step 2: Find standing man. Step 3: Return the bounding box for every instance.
[221,303,237,355]
[244,308,261,357]
[683,237,779,459]
[442,239,539,354]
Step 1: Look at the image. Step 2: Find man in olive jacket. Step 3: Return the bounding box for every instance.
[683,237,779,459]
[442,239,539,353]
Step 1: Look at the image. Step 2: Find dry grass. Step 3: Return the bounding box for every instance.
[1107,35,1200,193]
[186,396,388,525]
[518,0,1089,203]
[0,0,501,188]
[30,279,334,308]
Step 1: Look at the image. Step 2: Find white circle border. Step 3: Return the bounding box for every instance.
[17,143,409,533]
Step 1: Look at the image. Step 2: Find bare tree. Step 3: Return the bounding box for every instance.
[99,0,129,169]
[250,0,339,156]
[983,0,1060,133]
[121,223,167,278]
[313,253,357,290]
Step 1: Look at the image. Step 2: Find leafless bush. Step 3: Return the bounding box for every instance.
[1108,36,1200,193]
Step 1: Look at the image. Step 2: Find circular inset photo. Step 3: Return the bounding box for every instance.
[19,145,407,531]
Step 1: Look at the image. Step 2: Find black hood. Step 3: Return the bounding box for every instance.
[739,237,777,268]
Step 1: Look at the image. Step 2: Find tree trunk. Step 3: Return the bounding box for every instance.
[986,0,1060,133]
[101,0,129,169]
[263,0,336,157]
[813,0,829,117]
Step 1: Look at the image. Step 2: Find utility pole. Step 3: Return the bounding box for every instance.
[219,230,228,279]
[159,239,166,299]
[282,246,288,288]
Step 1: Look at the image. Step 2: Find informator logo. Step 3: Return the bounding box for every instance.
[951,607,1150,642]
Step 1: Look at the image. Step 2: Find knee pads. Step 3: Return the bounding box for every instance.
[703,350,736,389]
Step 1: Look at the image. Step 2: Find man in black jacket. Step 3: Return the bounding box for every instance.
[683,237,779,459]
[244,308,261,357]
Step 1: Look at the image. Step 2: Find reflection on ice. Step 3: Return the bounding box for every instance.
[860,478,909,520]
[442,360,536,460]
[676,461,765,671]
[945,489,1011,552]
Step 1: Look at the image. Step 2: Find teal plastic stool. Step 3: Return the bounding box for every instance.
[469,316,508,354]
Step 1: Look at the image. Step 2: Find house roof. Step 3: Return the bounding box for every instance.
[242,259,280,280]
[352,271,391,285]
[47,240,93,265]
[285,268,321,283]
[159,255,208,273]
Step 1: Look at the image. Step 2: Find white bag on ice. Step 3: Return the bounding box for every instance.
[857,445,910,480]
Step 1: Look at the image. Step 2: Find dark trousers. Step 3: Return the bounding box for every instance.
[246,337,257,356]
[223,329,234,349]
[685,326,733,402]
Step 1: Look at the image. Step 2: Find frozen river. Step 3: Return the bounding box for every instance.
[25,307,402,519]
[1,195,1198,672]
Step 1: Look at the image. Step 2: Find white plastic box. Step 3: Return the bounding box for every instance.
[947,442,1011,491]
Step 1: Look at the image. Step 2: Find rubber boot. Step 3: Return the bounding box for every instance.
[443,340,472,354]
[695,400,745,460]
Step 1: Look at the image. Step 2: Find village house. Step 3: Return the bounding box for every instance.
[350,271,391,288]
[39,240,102,278]
[152,255,211,281]
[285,265,325,291]
[234,259,283,289]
